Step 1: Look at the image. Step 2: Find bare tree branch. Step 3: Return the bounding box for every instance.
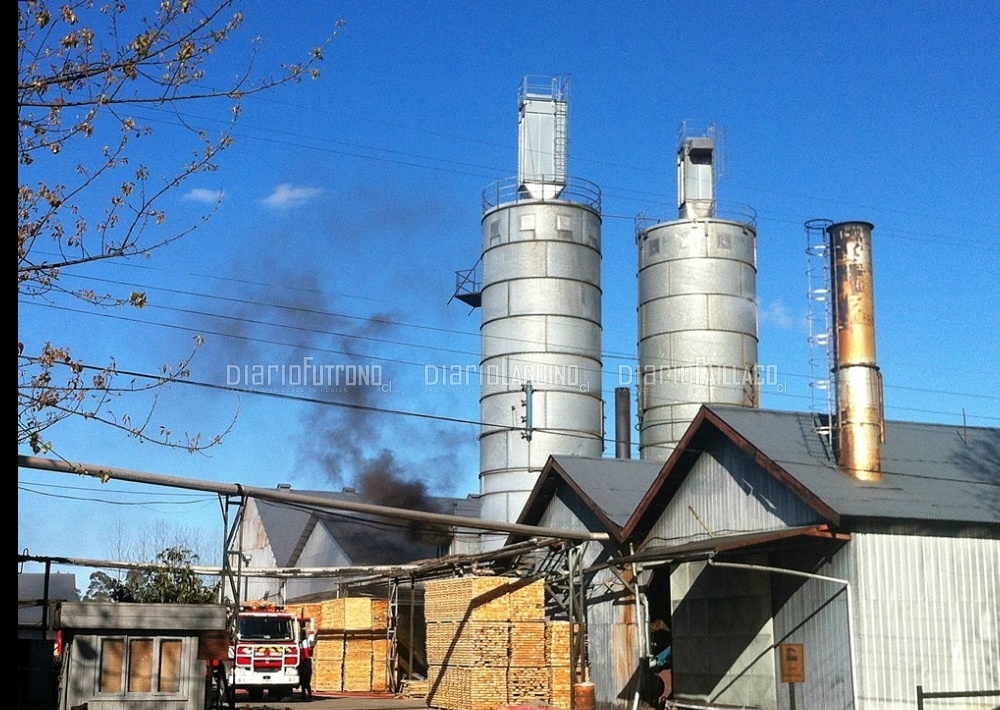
[18,0,342,453]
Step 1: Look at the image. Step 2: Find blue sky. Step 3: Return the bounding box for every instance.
[18,1,999,578]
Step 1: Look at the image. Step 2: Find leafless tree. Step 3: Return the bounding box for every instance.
[18,0,343,455]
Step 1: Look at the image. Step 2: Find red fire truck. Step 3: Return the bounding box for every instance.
[229,603,305,700]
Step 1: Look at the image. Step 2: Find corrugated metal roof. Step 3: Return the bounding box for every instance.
[550,455,664,527]
[18,572,78,627]
[315,513,448,565]
[703,405,1000,525]
[254,497,316,566]
[253,491,481,566]
[514,456,663,543]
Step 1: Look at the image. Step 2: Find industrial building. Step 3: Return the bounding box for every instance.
[237,488,481,603]
[231,76,994,710]
[510,405,998,710]
[214,75,998,710]
[17,74,996,710]
[457,77,999,710]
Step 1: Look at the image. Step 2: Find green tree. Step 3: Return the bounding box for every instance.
[17,0,342,455]
[84,546,222,604]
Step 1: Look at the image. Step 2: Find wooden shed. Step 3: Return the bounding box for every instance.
[53,601,228,710]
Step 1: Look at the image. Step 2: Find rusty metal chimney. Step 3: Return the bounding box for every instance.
[828,221,884,482]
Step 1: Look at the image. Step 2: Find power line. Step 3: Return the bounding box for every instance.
[18,484,212,507]
[132,100,999,243]
[19,289,1000,415]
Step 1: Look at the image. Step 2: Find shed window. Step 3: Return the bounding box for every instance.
[97,635,185,696]
[159,639,182,692]
[99,638,124,693]
[127,638,154,692]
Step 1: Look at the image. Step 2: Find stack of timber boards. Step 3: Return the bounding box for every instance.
[424,576,572,710]
[308,597,389,693]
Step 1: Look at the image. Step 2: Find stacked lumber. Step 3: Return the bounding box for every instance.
[313,631,344,691]
[425,576,571,710]
[295,602,324,628]
[508,620,548,706]
[426,621,509,667]
[343,635,374,692]
[546,621,574,708]
[399,678,430,698]
[312,597,389,693]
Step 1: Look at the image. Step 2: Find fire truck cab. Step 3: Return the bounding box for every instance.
[230,604,304,700]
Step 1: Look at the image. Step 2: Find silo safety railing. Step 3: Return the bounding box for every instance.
[634,199,757,234]
[482,176,601,213]
[520,74,570,102]
[450,260,482,308]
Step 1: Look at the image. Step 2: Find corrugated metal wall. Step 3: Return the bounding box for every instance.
[671,558,778,708]
[771,557,854,710]
[850,533,1000,710]
[646,439,824,545]
[241,498,283,602]
[542,442,999,710]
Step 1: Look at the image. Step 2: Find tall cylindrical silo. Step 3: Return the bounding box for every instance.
[478,76,604,547]
[636,127,759,459]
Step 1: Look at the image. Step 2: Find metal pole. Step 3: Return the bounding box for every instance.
[408,578,415,683]
[41,559,51,640]
[18,455,609,542]
[568,546,577,709]
[630,545,644,710]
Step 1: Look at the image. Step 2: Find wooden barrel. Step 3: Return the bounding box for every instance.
[573,681,596,710]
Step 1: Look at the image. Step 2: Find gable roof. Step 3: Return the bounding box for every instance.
[315,512,450,565]
[513,455,663,543]
[254,490,482,567]
[255,498,316,566]
[626,405,1000,540]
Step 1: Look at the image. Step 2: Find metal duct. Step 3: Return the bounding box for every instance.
[829,221,884,481]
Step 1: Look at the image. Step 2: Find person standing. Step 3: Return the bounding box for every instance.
[299,638,314,701]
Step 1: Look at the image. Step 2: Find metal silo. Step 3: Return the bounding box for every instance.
[477,75,604,547]
[636,125,759,459]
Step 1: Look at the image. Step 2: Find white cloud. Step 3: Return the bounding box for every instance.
[183,187,224,204]
[759,299,796,329]
[262,184,323,209]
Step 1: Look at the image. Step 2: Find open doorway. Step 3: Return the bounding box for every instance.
[645,567,673,707]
